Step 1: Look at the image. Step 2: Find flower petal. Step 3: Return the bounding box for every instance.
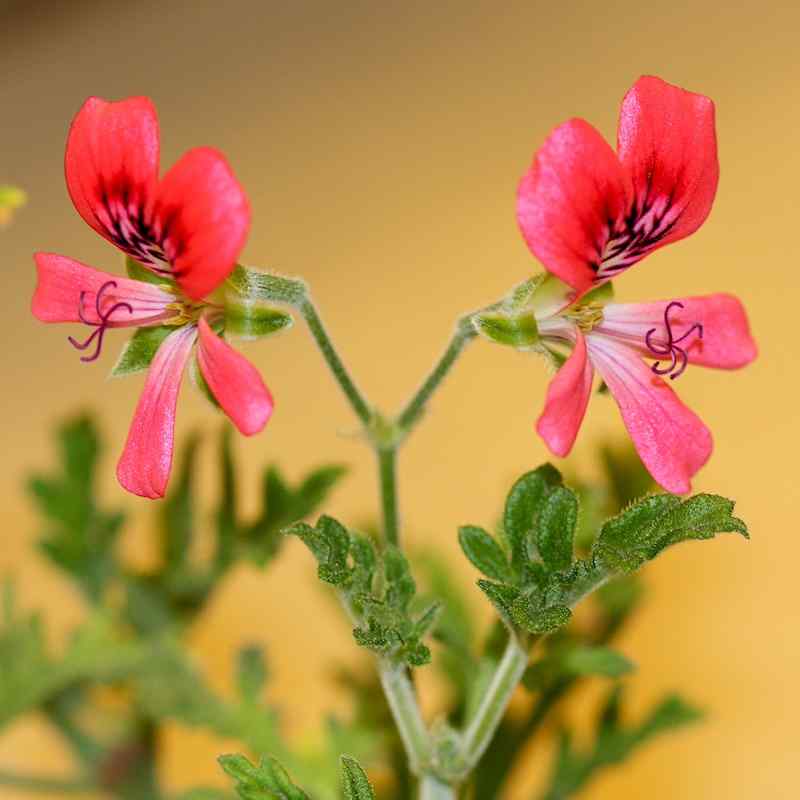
[517,119,631,292]
[116,325,196,499]
[196,317,273,435]
[536,330,594,457]
[587,334,712,494]
[609,76,718,276]
[597,294,757,369]
[65,96,160,252]
[154,148,251,301]
[32,252,174,325]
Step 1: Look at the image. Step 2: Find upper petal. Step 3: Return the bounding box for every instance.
[536,330,594,457]
[154,148,251,301]
[65,96,160,249]
[517,119,631,292]
[605,76,718,278]
[586,334,712,494]
[196,317,273,436]
[116,325,196,499]
[597,294,757,369]
[32,252,174,326]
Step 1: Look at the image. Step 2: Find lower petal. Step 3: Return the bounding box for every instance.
[116,325,197,498]
[32,253,174,325]
[587,334,712,494]
[597,294,757,369]
[537,330,594,457]
[196,317,273,435]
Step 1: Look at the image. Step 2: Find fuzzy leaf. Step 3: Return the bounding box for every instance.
[340,755,376,800]
[476,580,520,626]
[112,325,174,377]
[458,525,512,582]
[503,465,563,572]
[219,754,310,800]
[510,594,571,635]
[236,646,267,703]
[535,487,578,571]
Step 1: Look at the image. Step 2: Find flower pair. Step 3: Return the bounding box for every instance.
[33,97,276,498]
[508,76,756,493]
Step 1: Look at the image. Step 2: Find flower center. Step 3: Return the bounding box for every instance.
[68,281,134,362]
[645,301,703,380]
[564,301,604,333]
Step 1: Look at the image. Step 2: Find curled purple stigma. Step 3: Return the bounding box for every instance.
[68,281,134,362]
[644,301,703,381]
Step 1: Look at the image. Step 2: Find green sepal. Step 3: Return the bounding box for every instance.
[472,309,539,348]
[189,356,221,409]
[111,326,175,377]
[125,255,174,287]
[224,300,294,341]
[458,525,513,583]
[340,755,376,800]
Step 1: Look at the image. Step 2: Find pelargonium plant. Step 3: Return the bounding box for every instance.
[10,75,755,799]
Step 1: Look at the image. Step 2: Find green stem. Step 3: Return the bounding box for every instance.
[0,770,93,794]
[377,447,400,546]
[457,635,529,774]
[299,298,372,425]
[377,659,431,776]
[396,323,475,433]
[419,774,456,800]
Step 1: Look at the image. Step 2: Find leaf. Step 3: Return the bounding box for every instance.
[111,326,174,377]
[594,493,747,573]
[503,465,562,572]
[340,755,376,800]
[561,646,634,678]
[160,432,201,574]
[214,427,238,573]
[476,580,520,627]
[125,254,173,286]
[534,487,578,571]
[510,593,571,635]
[219,754,310,800]
[458,525,512,582]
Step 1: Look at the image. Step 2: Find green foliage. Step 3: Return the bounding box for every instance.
[340,755,376,800]
[540,687,702,799]
[111,326,174,377]
[289,517,439,667]
[523,644,634,691]
[219,754,310,800]
[471,310,540,348]
[28,415,124,603]
[465,464,747,639]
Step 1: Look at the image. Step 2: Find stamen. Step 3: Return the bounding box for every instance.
[644,301,703,381]
[67,281,134,362]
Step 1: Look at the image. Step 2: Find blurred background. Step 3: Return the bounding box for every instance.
[1,0,796,797]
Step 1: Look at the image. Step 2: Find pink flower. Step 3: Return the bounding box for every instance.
[514,76,757,494]
[32,97,273,499]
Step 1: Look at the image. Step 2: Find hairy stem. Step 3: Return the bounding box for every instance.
[419,774,456,800]
[377,446,400,546]
[457,635,529,773]
[396,323,476,433]
[377,659,431,776]
[299,297,372,425]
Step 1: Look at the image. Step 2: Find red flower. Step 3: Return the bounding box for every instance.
[514,77,756,493]
[32,97,272,499]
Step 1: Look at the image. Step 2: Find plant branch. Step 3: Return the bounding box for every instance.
[419,774,456,800]
[377,446,400,546]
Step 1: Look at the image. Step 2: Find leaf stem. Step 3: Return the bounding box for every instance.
[419,774,456,800]
[396,322,476,434]
[456,634,529,774]
[377,446,400,546]
[299,297,372,425]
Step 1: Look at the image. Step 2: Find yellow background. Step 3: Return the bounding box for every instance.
[1,0,797,797]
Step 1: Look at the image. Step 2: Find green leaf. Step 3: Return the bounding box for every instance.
[340,755,376,800]
[510,593,571,635]
[287,515,350,586]
[126,255,173,286]
[476,580,520,626]
[472,310,539,348]
[594,493,747,573]
[503,465,563,572]
[561,645,634,678]
[458,525,512,582]
[189,355,222,409]
[161,433,200,574]
[214,427,238,573]
[219,754,310,800]
[112,326,175,377]
[535,487,578,571]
